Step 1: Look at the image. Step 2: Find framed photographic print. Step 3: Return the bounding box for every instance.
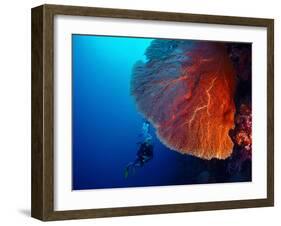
[31,4,274,221]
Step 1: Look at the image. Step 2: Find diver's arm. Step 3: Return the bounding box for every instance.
[142,151,153,162]
[142,156,152,161]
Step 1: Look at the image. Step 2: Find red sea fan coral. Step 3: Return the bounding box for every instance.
[131,40,237,160]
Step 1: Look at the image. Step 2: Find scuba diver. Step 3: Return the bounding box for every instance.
[124,121,154,178]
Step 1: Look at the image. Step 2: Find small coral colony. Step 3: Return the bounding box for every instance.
[131,39,252,177]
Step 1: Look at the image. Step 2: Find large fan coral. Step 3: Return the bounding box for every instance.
[131,40,237,160]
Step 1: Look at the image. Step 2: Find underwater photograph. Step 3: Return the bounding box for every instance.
[72,34,252,190]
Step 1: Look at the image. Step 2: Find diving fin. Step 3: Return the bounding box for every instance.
[124,167,129,179]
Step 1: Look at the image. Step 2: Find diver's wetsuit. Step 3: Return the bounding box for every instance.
[135,142,154,167]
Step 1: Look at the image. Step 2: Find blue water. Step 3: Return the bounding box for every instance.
[72,35,248,190]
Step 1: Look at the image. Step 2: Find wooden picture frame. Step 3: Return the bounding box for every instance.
[31,4,274,221]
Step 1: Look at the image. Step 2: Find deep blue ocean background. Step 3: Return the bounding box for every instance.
[72,35,250,190]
